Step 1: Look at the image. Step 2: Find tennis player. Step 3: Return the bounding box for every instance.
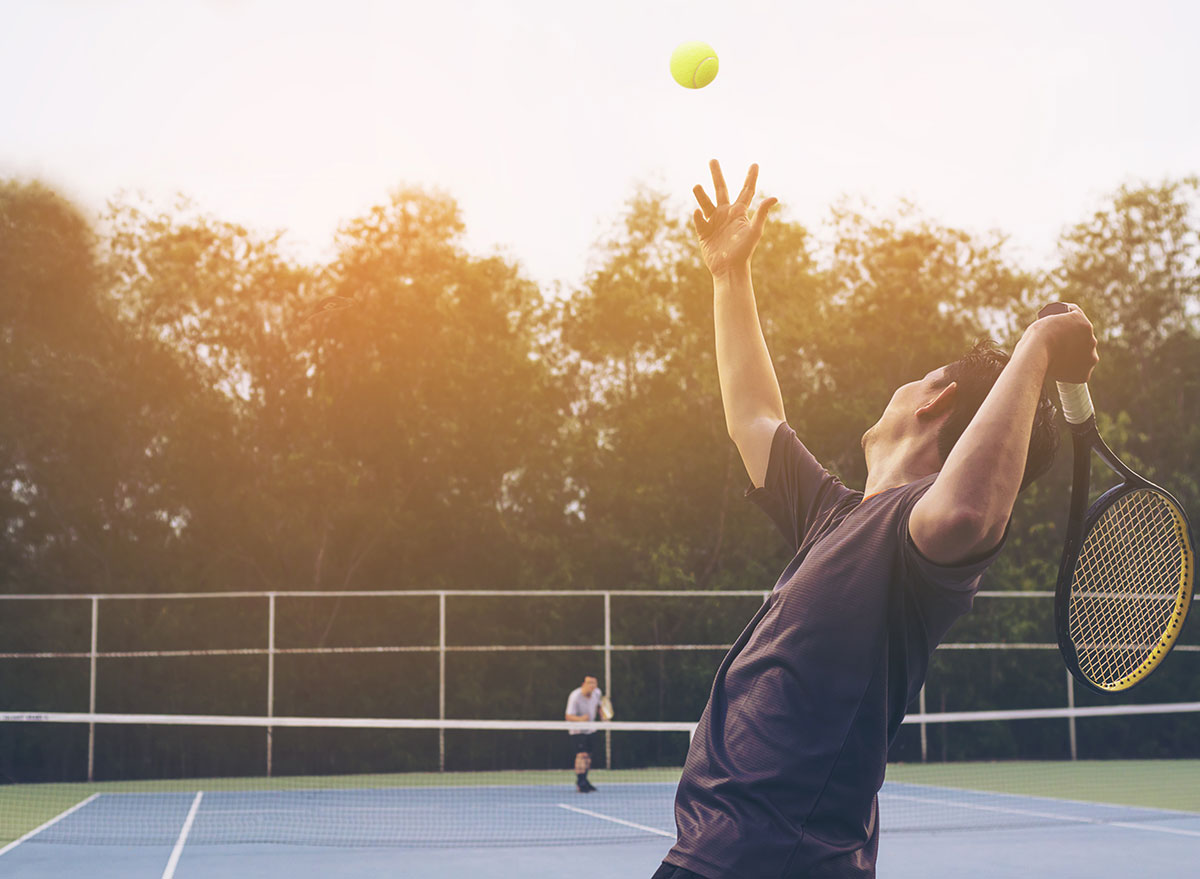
[565,674,603,793]
[652,161,1098,878]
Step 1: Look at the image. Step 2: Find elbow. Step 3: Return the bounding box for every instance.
[977,517,1008,555]
[946,506,986,539]
[944,508,1006,561]
[727,412,784,447]
[913,506,1004,566]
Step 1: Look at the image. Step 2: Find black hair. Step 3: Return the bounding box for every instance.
[935,339,1059,491]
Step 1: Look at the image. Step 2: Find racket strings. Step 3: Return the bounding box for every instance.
[1068,489,1191,688]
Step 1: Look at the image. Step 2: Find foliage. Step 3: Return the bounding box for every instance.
[3,174,1199,779]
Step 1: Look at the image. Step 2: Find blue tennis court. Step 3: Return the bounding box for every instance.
[3,776,1199,878]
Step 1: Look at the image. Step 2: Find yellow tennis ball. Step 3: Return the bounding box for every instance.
[670,41,719,89]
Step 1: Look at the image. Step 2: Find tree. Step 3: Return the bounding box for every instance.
[100,187,570,600]
[0,182,201,593]
[1053,178,1200,515]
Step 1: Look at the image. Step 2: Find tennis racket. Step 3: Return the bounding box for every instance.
[599,695,614,721]
[1040,302,1196,693]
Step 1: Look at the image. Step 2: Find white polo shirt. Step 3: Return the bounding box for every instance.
[565,686,603,735]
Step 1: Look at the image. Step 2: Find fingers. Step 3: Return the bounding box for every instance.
[1067,302,1095,329]
[751,196,777,237]
[694,161,772,242]
[1057,302,1094,333]
[1037,301,1092,332]
[702,160,763,209]
[1033,300,1100,384]
[734,164,759,209]
[710,159,729,206]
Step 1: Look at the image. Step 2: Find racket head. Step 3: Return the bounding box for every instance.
[1056,476,1196,693]
[599,696,614,721]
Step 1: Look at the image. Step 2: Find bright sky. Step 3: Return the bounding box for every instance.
[3,0,1199,286]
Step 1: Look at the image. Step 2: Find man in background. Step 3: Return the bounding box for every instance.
[565,674,603,792]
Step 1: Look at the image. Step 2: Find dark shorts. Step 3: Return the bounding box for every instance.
[570,733,593,753]
[651,863,709,879]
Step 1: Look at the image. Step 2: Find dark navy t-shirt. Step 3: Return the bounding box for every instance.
[665,422,1004,878]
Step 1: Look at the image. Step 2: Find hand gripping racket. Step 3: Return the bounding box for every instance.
[1040,302,1196,693]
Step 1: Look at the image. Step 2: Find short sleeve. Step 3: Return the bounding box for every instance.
[901,487,1008,593]
[745,422,857,551]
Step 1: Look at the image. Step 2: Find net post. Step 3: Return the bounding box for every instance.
[918,684,928,763]
[439,591,446,772]
[1066,670,1077,761]
[267,593,276,777]
[604,591,612,771]
[88,596,98,783]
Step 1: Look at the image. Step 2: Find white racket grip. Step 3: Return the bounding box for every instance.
[1056,381,1094,425]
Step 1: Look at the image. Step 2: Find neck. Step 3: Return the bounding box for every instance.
[863,437,941,499]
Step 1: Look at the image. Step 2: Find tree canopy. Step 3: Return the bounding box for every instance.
[2,174,1198,772]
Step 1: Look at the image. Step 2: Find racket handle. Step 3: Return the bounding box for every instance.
[1055,381,1094,425]
[1037,302,1095,426]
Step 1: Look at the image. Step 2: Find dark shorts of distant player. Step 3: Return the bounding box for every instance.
[651,862,710,879]
[571,733,593,753]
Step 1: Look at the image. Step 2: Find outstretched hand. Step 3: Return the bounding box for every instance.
[692,160,777,279]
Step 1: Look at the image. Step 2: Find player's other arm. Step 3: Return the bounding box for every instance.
[910,306,1098,565]
[693,160,784,487]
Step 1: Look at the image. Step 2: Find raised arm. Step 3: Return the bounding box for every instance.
[909,305,1098,565]
[693,160,784,487]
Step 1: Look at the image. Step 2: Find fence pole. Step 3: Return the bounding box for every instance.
[267,593,276,777]
[604,592,612,770]
[1067,670,1077,761]
[88,596,98,783]
[439,592,446,772]
[919,684,928,763]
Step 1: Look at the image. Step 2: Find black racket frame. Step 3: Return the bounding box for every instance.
[1055,417,1196,694]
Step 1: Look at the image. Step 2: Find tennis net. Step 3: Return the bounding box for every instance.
[2,704,1199,849]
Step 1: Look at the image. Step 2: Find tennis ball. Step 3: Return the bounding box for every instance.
[670,41,719,89]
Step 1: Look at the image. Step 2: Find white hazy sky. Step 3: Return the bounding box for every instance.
[3,0,1198,286]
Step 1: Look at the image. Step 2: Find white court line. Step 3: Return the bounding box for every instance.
[555,803,675,838]
[0,793,100,857]
[887,782,1200,819]
[161,791,203,879]
[885,792,1200,838]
